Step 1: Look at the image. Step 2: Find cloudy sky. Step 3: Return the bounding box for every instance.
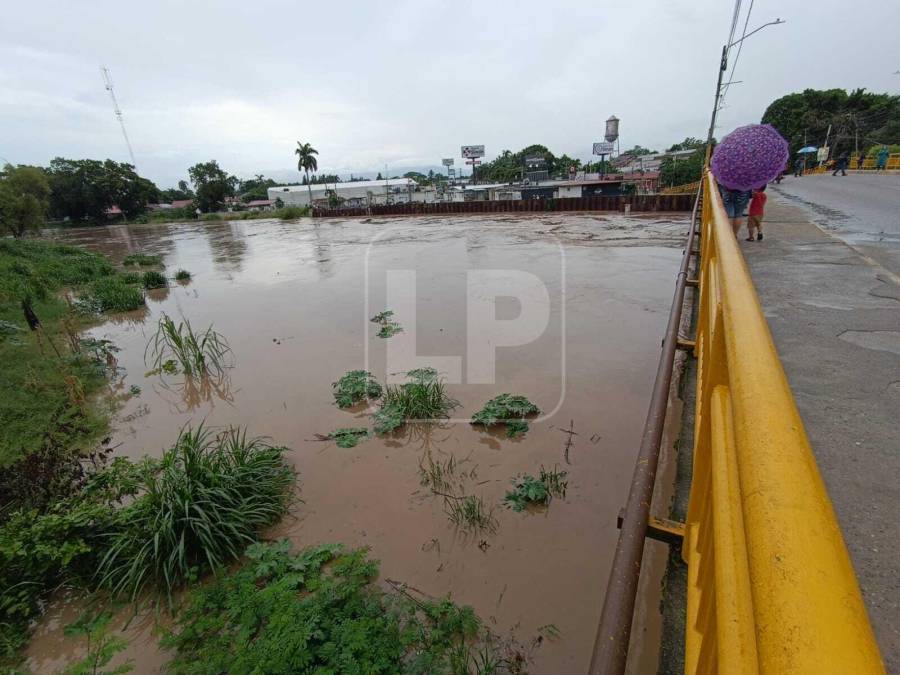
[1,0,897,187]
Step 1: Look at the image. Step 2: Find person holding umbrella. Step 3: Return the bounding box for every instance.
[711,124,789,239]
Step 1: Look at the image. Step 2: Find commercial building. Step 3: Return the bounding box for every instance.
[268,178,420,207]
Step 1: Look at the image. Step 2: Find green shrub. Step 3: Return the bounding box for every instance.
[503,466,568,512]
[163,540,514,674]
[84,277,145,313]
[122,253,162,267]
[373,368,458,434]
[471,394,540,437]
[174,269,191,282]
[332,370,382,408]
[97,426,295,601]
[141,270,167,290]
[199,213,222,222]
[276,205,307,220]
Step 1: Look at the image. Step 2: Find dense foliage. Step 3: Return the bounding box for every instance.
[46,158,159,221]
[187,160,238,213]
[0,164,51,237]
[163,540,522,674]
[658,137,710,187]
[762,88,900,156]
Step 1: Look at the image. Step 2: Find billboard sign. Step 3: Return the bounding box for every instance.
[461,145,485,159]
[816,147,829,163]
[593,141,615,156]
[442,158,454,167]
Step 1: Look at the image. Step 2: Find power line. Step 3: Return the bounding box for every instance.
[720,0,754,104]
[100,66,136,168]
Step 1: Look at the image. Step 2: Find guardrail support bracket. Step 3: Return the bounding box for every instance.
[676,337,696,352]
[617,508,685,545]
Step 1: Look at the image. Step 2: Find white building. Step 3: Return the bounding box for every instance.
[268,178,417,207]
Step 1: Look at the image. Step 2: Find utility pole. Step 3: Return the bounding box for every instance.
[100,67,136,168]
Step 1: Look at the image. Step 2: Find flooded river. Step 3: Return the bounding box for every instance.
[29,213,688,674]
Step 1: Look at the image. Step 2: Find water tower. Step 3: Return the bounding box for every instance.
[605,115,620,143]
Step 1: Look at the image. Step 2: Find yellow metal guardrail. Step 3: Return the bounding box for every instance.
[662,180,702,194]
[681,171,885,674]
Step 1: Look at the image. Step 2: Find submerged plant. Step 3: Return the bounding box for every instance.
[122,253,162,267]
[374,369,458,434]
[327,427,370,448]
[141,270,167,290]
[445,494,497,534]
[370,309,402,338]
[174,269,192,282]
[97,425,295,601]
[332,370,383,408]
[83,277,146,313]
[471,394,540,437]
[503,466,568,512]
[162,540,522,674]
[145,313,232,378]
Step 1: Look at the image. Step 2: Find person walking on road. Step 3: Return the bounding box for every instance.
[793,157,805,177]
[856,154,865,170]
[719,186,752,238]
[876,145,890,171]
[746,185,767,241]
[832,152,849,176]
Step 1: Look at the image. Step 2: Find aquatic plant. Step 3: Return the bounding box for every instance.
[327,427,370,448]
[471,394,540,438]
[373,369,458,434]
[83,277,146,313]
[370,309,403,338]
[145,313,232,378]
[174,269,192,281]
[97,426,295,601]
[503,466,568,512]
[277,206,307,220]
[163,540,521,674]
[332,370,382,408]
[141,270,167,290]
[122,253,162,267]
[444,494,497,534]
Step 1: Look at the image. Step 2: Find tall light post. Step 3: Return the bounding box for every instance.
[705,18,786,155]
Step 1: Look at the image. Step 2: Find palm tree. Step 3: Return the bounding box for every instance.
[294,142,319,206]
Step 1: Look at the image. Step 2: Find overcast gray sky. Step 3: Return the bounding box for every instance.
[1,0,897,187]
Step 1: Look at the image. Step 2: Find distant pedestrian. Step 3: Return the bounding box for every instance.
[719,186,752,237]
[746,185,767,241]
[876,145,890,171]
[856,154,865,170]
[832,152,849,176]
[793,157,805,177]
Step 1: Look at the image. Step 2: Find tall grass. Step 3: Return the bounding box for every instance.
[122,253,163,267]
[145,313,231,378]
[373,369,459,433]
[97,425,295,601]
[83,277,146,313]
[141,270,167,289]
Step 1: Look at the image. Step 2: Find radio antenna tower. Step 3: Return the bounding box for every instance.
[100,66,137,167]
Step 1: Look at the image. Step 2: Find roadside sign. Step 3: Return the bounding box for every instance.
[817,147,829,163]
[442,158,454,166]
[593,141,615,156]
[461,145,485,159]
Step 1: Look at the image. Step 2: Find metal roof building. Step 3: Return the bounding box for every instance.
[268,178,416,207]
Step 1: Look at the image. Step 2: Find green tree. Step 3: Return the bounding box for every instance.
[762,88,900,157]
[45,158,158,221]
[658,138,710,187]
[0,164,51,237]
[187,160,237,213]
[294,142,319,204]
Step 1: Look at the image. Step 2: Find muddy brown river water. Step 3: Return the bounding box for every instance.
[28,213,688,674]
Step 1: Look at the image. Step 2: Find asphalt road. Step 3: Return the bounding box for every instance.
[771,172,900,275]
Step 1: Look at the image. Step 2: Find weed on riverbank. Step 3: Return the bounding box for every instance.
[333,370,383,408]
[145,314,231,378]
[471,394,540,438]
[503,466,568,512]
[374,368,458,434]
[122,253,162,267]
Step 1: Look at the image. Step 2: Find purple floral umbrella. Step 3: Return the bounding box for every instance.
[711,124,789,191]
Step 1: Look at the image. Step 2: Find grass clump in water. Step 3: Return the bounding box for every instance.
[83,277,146,313]
[370,309,403,338]
[174,269,192,282]
[145,313,232,378]
[332,370,382,408]
[141,270,167,289]
[373,368,458,434]
[97,426,295,601]
[122,253,162,267]
[277,205,307,220]
[445,494,497,534]
[503,466,568,512]
[327,427,370,448]
[471,394,540,438]
[163,540,521,674]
